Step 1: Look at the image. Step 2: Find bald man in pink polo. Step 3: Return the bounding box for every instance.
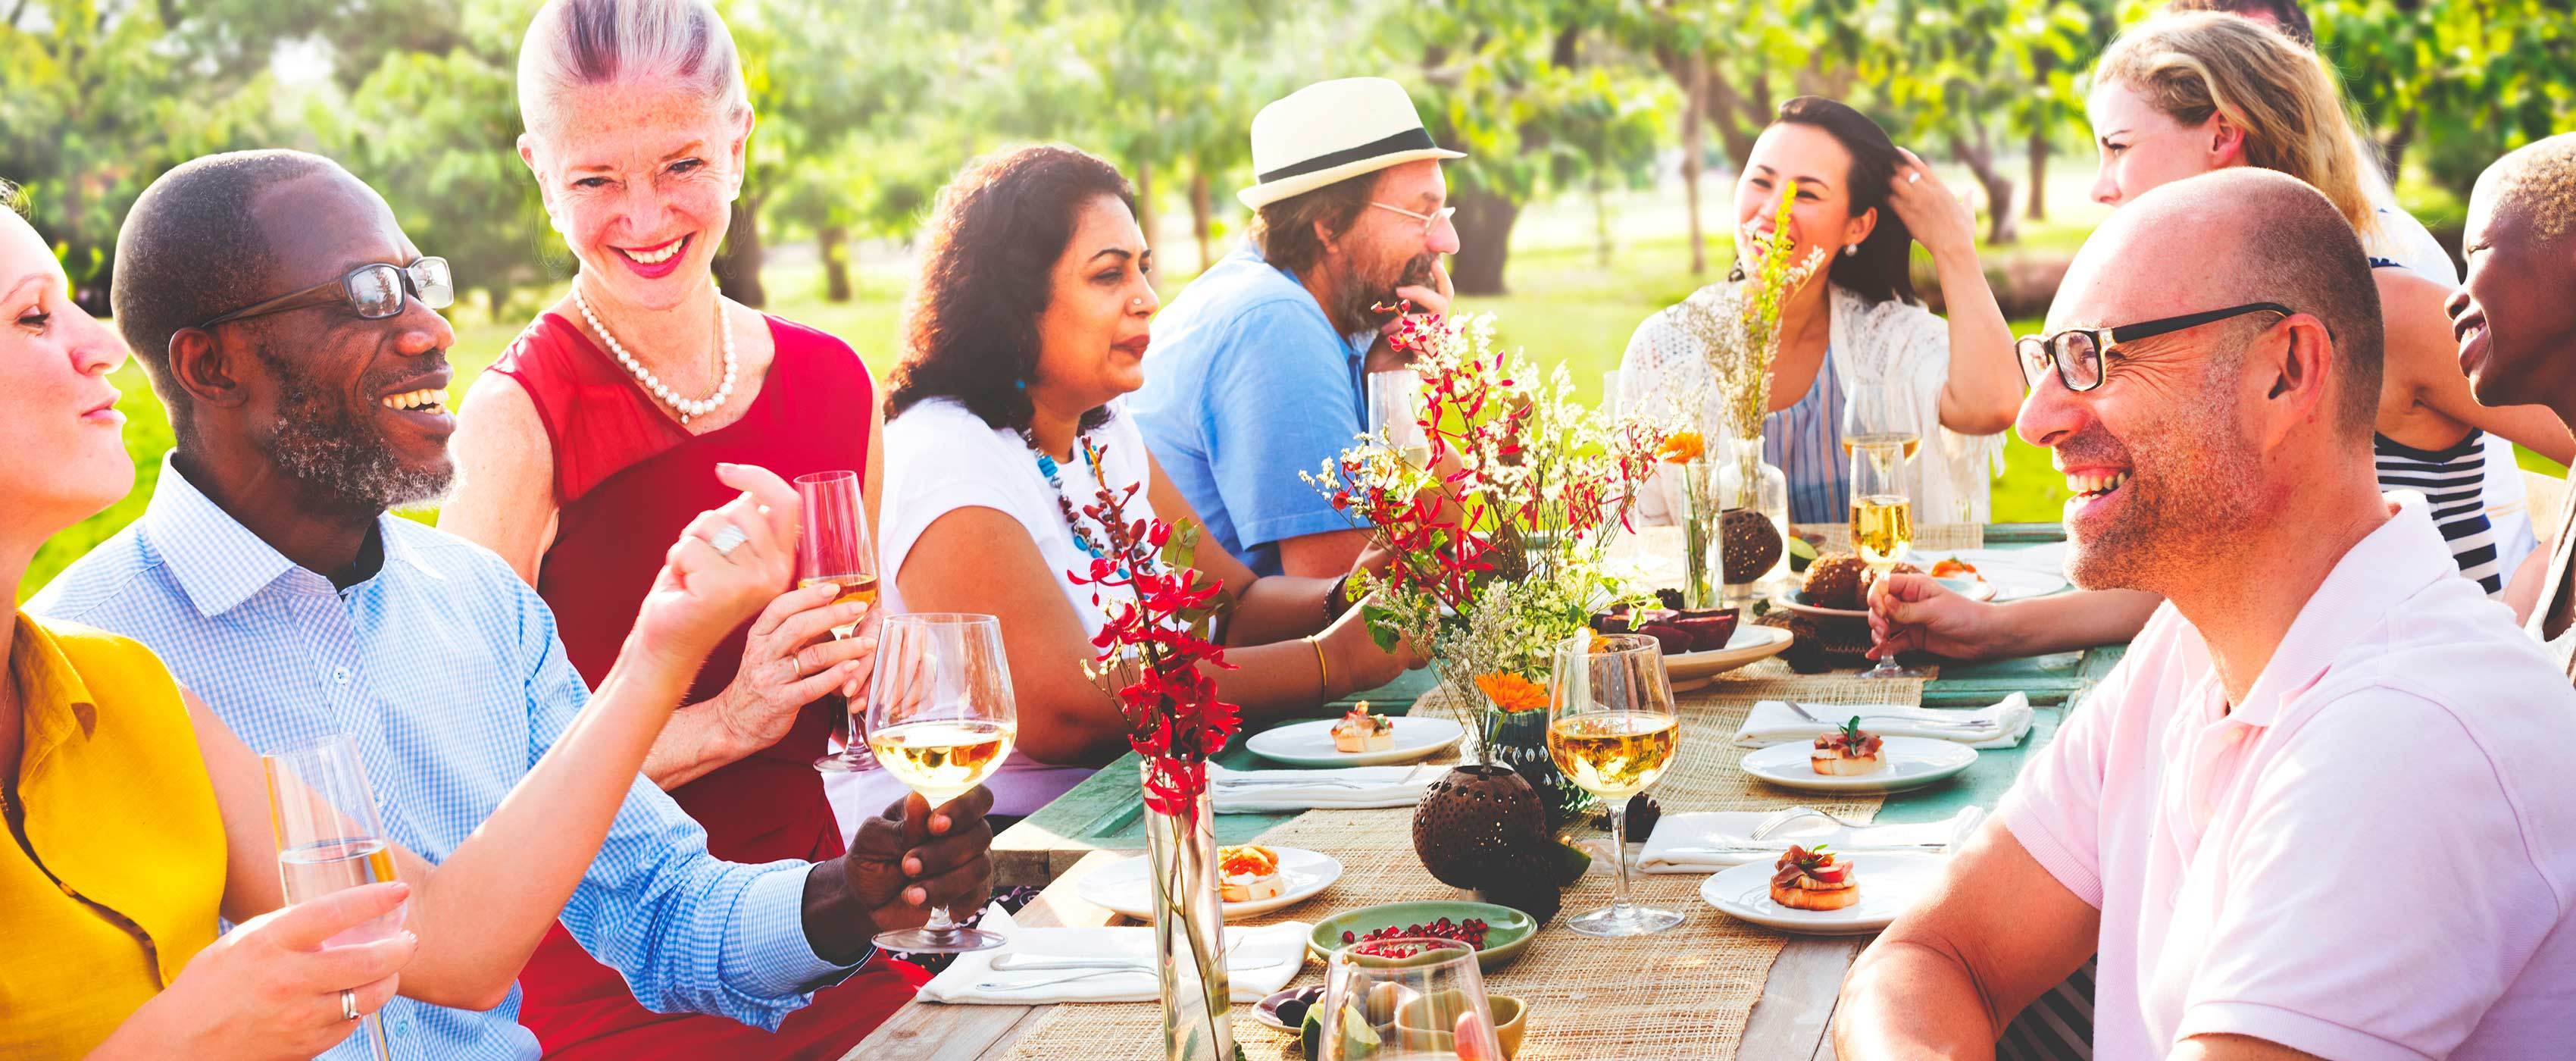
[1836,168,2576,1060]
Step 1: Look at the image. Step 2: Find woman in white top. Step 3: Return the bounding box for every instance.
[1619,95,2024,527]
[864,146,1411,817]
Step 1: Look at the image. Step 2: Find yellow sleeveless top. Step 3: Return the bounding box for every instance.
[2,612,227,1057]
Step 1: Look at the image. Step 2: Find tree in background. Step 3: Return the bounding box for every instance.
[1862,0,2109,246]
[2,0,275,313]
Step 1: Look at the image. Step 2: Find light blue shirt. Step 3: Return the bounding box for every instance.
[30,457,852,1061]
[1130,244,1374,576]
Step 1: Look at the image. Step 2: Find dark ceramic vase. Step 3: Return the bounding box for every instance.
[1410,763,1546,890]
[1487,708,1597,830]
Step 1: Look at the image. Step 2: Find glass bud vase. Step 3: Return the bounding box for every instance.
[1677,455,1725,610]
[1140,765,1233,1061]
[1717,429,1790,609]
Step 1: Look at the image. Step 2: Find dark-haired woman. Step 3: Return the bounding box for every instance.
[1619,96,2021,525]
[858,145,1416,818]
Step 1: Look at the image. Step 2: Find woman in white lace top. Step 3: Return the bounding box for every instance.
[1619,96,2022,527]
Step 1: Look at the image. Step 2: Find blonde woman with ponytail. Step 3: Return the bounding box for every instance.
[1871,12,2576,670]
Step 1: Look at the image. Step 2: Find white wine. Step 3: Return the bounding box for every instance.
[1841,432,1921,461]
[1547,714,1680,798]
[278,837,404,945]
[868,718,1016,804]
[1398,443,1434,470]
[800,573,879,639]
[1852,493,1914,568]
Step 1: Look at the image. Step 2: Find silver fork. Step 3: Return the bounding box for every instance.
[975,967,1152,991]
[1750,805,1874,840]
[1782,701,1994,730]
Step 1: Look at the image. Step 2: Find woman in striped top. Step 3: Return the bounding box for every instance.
[1619,96,2022,528]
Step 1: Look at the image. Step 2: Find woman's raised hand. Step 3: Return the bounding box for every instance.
[632,462,802,671]
[105,882,416,1061]
[1885,146,1979,260]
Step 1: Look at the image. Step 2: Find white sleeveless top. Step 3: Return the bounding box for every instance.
[825,396,1163,821]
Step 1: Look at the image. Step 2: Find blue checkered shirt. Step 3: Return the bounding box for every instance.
[30,458,854,1060]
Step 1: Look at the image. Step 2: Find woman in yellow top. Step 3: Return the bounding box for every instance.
[0,192,803,1058]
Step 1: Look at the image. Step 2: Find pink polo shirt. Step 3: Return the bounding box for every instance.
[2001,499,2576,1059]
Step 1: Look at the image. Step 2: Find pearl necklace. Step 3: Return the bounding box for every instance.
[575,281,738,424]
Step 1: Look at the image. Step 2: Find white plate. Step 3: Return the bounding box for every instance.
[1738,736,1977,793]
[1665,624,1794,684]
[1245,715,1465,767]
[1077,847,1343,921]
[1699,850,1948,934]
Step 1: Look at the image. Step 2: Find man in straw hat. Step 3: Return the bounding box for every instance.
[1130,77,1463,580]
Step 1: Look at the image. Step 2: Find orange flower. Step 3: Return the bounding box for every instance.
[1656,430,1704,465]
[1473,671,1550,712]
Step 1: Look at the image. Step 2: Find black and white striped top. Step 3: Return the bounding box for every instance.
[2375,430,2506,595]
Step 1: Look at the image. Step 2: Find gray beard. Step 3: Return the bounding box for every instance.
[255,350,453,515]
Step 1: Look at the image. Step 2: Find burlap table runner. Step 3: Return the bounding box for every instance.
[1001,671,1919,1059]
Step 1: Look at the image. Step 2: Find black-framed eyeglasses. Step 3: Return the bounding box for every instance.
[195,257,454,330]
[2016,302,2293,393]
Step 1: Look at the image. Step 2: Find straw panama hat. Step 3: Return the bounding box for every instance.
[1237,77,1465,210]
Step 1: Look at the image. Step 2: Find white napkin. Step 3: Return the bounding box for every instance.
[917,908,1312,1005]
[1731,692,2032,750]
[1640,806,1987,873]
[1208,762,1440,812]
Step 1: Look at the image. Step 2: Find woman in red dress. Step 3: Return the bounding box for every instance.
[440,2,924,1056]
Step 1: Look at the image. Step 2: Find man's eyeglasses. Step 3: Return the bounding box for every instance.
[195,257,455,330]
[2016,302,2293,393]
[1370,202,1457,239]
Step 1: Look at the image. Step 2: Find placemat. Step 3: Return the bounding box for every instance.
[1001,672,1916,1059]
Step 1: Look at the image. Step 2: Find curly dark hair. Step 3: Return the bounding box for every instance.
[888,145,1136,433]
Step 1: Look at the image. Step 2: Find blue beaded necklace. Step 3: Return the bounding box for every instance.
[1021,428,1122,568]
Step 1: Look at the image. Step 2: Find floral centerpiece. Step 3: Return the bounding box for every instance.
[1068,444,1241,1061]
[1673,179,1830,605]
[1304,311,1667,885]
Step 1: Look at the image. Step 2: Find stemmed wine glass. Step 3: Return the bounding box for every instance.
[1315,937,1506,1060]
[1368,368,1432,470]
[1850,435,1927,679]
[264,734,402,1061]
[1547,633,1685,937]
[800,469,883,774]
[864,612,1018,953]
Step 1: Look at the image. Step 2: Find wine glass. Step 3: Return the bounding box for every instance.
[1850,438,1927,679]
[864,612,1018,953]
[1546,633,1685,937]
[1840,374,1922,467]
[1315,938,1505,1060]
[801,470,883,774]
[1368,368,1433,470]
[264,734,402,1061]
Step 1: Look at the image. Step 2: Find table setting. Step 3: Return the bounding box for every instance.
[860,232,2104,1061]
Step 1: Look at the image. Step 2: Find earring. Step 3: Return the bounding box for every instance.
[1843,244,1859,258]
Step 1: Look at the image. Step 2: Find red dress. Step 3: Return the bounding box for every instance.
[488,311,927,1060]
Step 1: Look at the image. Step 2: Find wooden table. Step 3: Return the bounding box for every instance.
[853,525,2114,1059]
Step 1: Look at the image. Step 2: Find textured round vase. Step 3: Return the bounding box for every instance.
[1411,764,1546,890]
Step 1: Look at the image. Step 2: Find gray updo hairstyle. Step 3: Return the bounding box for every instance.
[516,0,752,136]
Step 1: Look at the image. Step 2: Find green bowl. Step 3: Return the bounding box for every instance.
[1308,900,1538,972]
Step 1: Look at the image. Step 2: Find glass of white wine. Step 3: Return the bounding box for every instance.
[1546,633,1685,937]
[1850,436,1927,679]
[800,469,883,774]
[1315,937,1505,1061]
[865,612,1018,953]
[1368,368,1433,470]
[264,733,401,1061]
